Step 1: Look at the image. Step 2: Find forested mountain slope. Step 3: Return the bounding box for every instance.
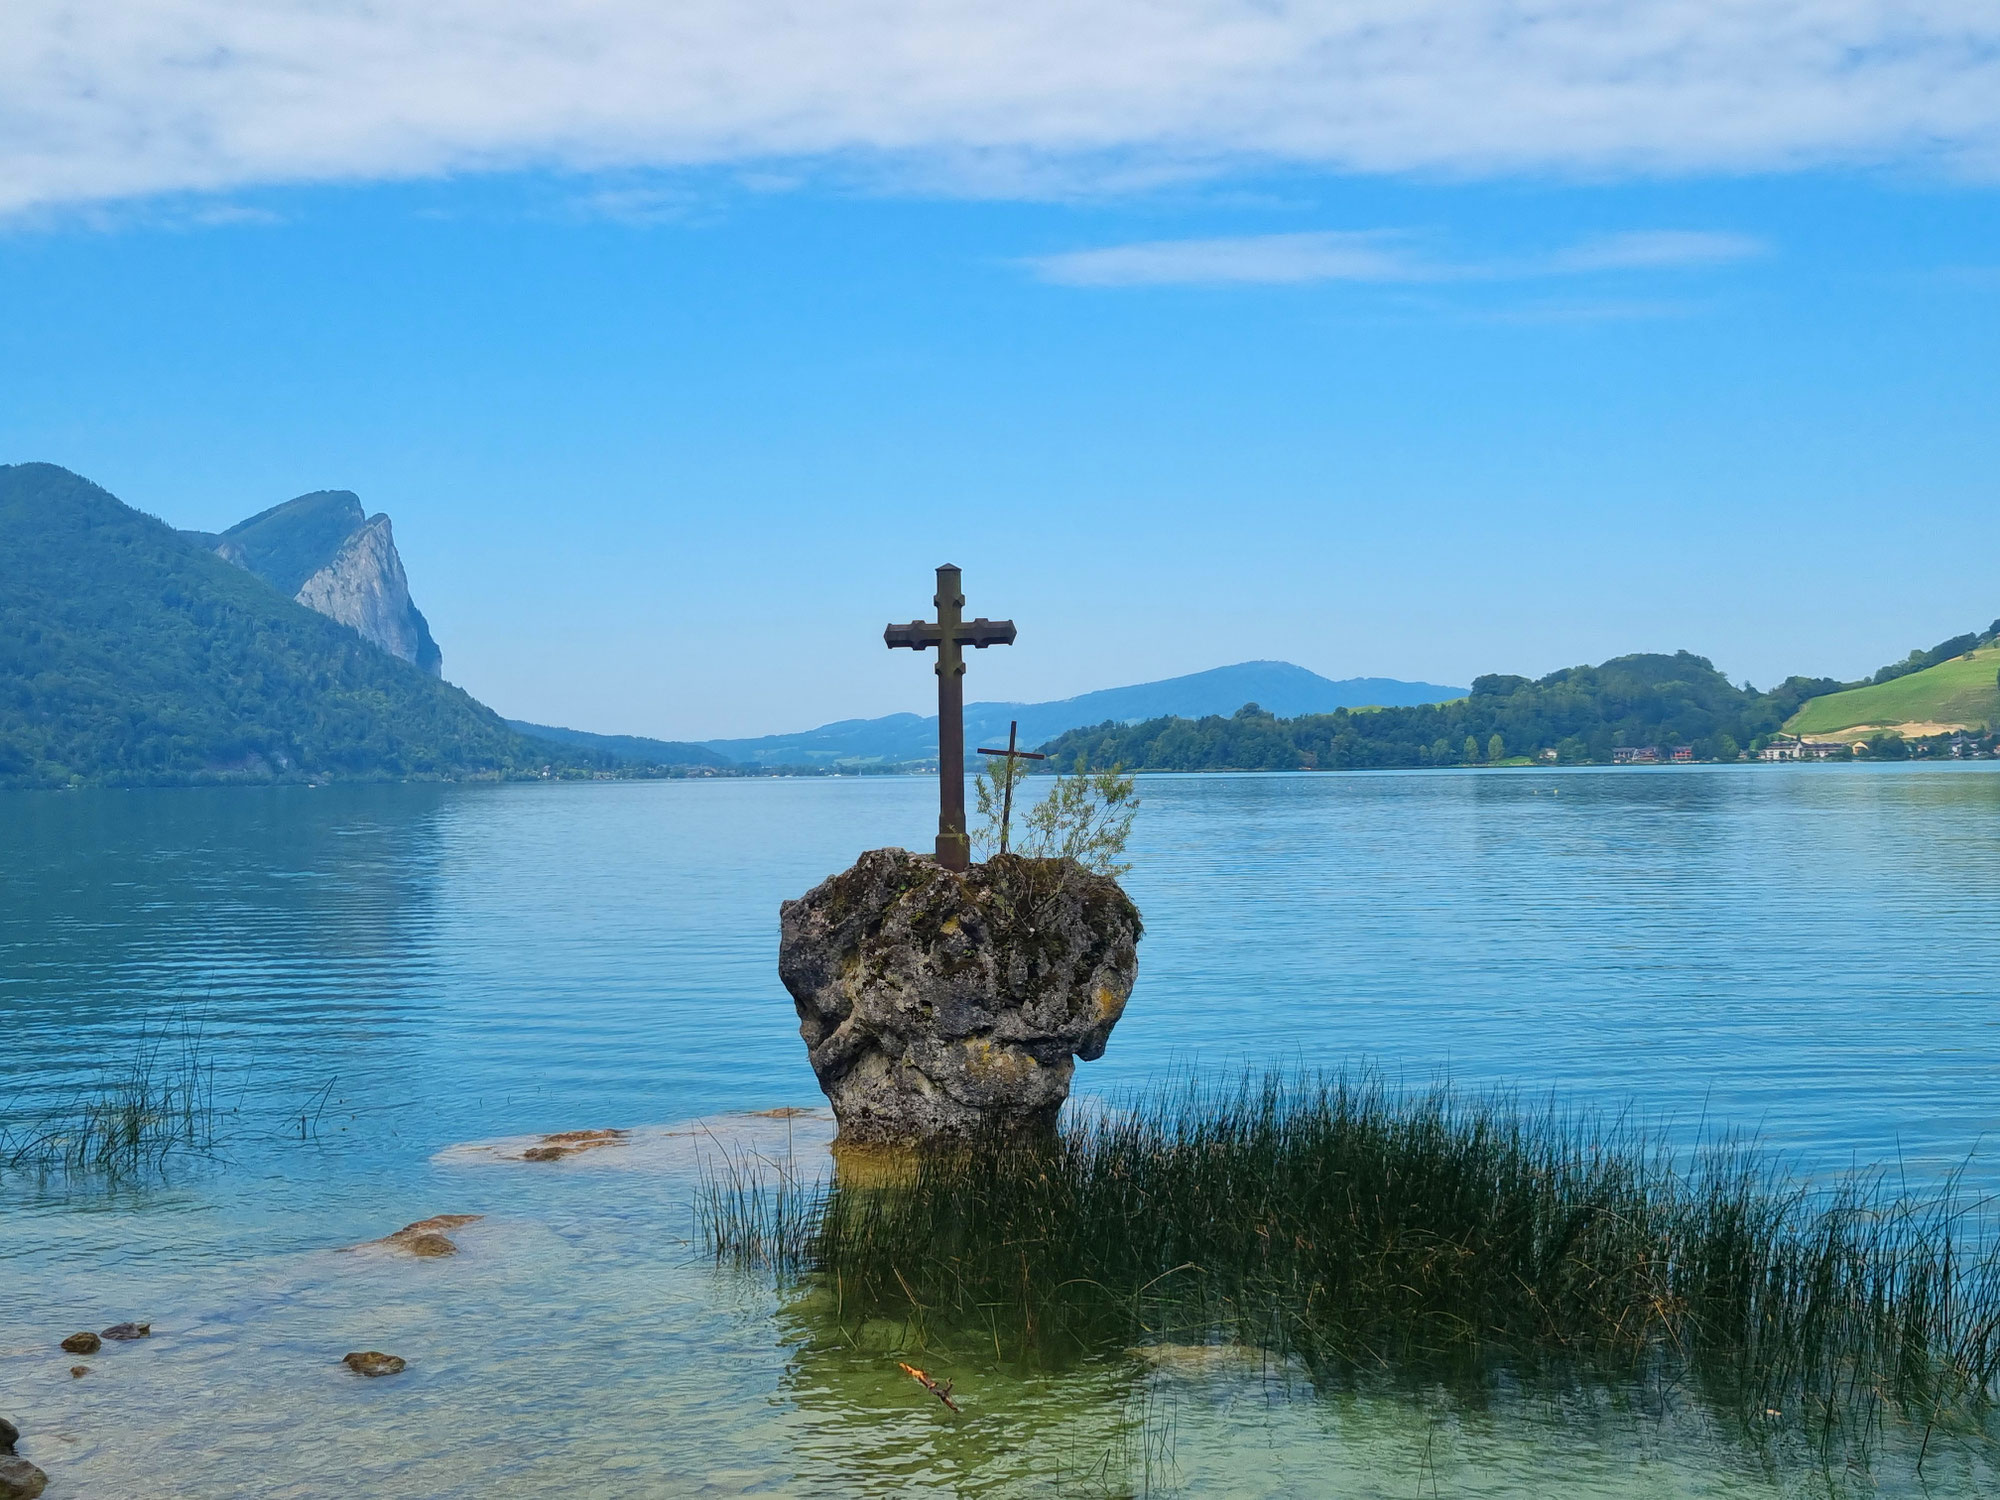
[0,463,548,787]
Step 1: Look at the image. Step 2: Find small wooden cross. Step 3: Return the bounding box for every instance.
[886,565,1015,870]
[977,720,1045,855]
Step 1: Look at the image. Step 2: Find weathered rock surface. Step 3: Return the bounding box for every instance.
[780,848,1141,1143]
[0,1454,46,1500]
[0,1416,17,1454]
[100,1322,150,1341]
[58,1333,98,1355]
[293,515,442,676]
[342,1351,406,1377]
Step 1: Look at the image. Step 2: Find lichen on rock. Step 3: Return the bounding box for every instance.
[779,848,1142,1143]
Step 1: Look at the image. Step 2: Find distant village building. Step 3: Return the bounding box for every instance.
[1671,746,1695,762]
[1767,737,1856,760]
[1613,746,1661,764]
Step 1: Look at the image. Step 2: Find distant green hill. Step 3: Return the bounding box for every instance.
[1787,645,2000,739]
[1039,652,1837,770]
[0,463,558,787]
[504,719,734,768]
[703,661,1467,768]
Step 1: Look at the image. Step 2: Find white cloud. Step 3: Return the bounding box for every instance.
[5,2,2000,217]
[1028,228,1770,286]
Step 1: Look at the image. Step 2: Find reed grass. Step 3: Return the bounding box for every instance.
[0,1014,219,1186]
[703,1073,2000,1453]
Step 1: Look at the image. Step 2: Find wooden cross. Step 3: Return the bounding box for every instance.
[977,720,1045,855]
[886,564,1015,871]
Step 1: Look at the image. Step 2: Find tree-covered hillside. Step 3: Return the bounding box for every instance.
[1039,653,1841,770]
[0,463,557,787]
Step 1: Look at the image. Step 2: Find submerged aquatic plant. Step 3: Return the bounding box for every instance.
[0,1012,219,1188]
[703,1073,2000,1463]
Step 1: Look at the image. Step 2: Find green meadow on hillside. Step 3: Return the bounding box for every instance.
[1788,645,2000,737]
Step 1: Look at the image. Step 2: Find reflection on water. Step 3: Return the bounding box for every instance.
[5,768,2000,1493]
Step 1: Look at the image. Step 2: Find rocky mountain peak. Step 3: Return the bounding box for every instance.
[294,513,443,676]
[203,490,442,676]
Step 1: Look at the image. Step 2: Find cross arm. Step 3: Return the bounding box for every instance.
[885,621,945,650]
[955,618,1016,649]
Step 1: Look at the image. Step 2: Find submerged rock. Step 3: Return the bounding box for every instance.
[100,1322,150,1341]
[67,1368,86,1380]
[58,1333,98,1356]
[361,1214,482,1256]
[0,1416,16,1454]
[342,1351,406,1377]
[780,848,1141,1143]
[520,1129,628,1163]
[0,1454,46,1500]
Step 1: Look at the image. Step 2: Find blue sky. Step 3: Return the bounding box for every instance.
[4,3,1998,739]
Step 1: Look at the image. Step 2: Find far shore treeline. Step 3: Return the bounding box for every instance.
[1040,634,2000,772]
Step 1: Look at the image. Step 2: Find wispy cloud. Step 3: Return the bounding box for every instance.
[3,2,2000,218]
[1546,230,1768,272]
[1027,229,1770,287]
[1031,232,1429,286]
[566,185,709,226]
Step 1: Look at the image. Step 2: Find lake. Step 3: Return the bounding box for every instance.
[4,766,1999,1496]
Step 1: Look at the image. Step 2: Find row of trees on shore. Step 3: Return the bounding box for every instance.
[1038,651,1847,772]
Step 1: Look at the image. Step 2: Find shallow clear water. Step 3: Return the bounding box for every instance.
[4,767,2000,1495]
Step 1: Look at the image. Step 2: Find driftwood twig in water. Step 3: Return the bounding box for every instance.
[897,1361,961,1412]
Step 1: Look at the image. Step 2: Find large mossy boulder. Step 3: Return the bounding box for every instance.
[779,848,1142,1143]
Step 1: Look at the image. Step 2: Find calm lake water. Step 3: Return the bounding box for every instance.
[4,766,1999,1496]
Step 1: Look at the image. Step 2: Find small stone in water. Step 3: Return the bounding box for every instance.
[68,1368,86,1380]
[0,1454,48,1499]
[342,1351,406,1377]
[0,1416,16,1453]
[100,1323,150,1341]
[58,1333,99,1355]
